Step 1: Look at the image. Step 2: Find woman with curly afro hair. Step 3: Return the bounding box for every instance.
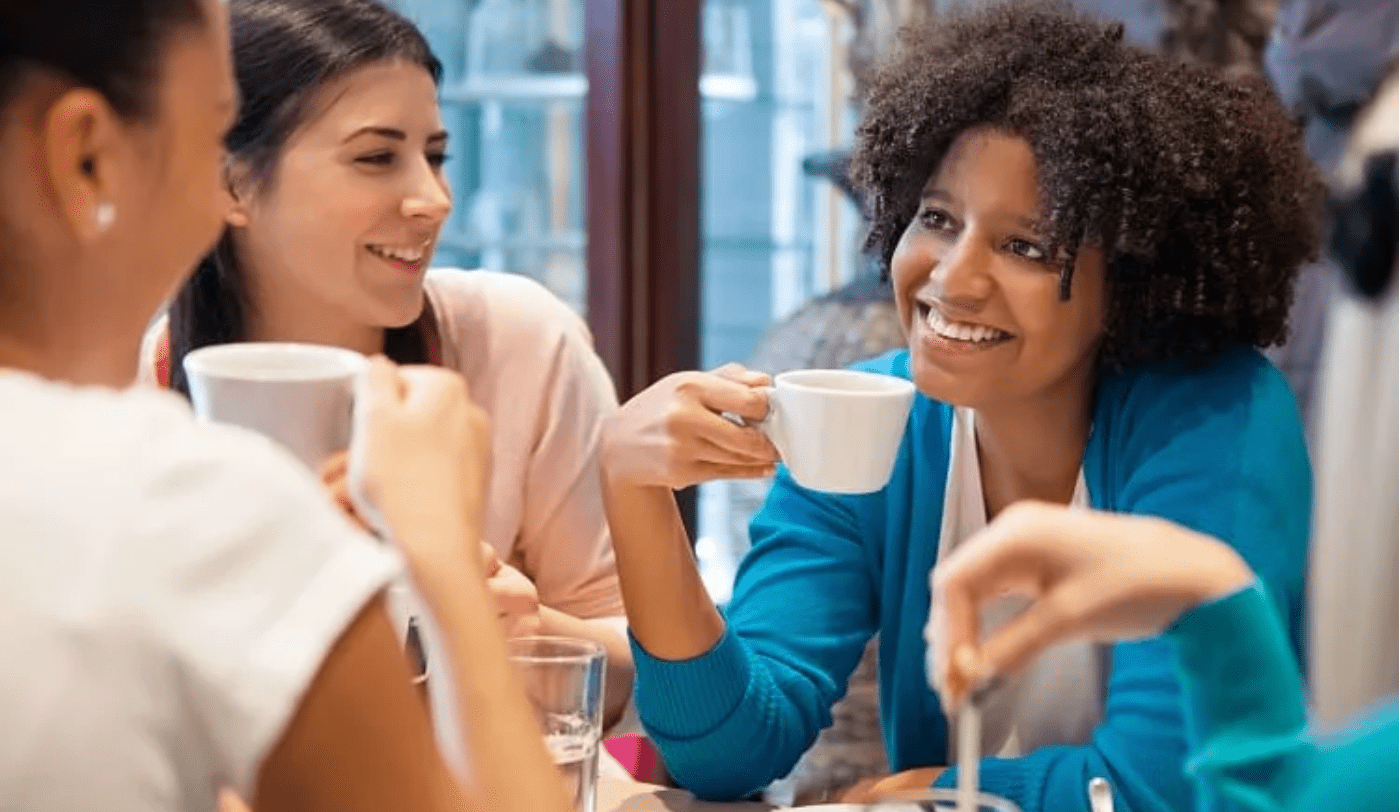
[595,2,1324,810]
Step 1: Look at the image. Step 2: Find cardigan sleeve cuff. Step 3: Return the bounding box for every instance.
[630,625,755,741]
[1164,581,1308,751]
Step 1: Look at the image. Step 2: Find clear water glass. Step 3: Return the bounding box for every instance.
[508,636,606,812]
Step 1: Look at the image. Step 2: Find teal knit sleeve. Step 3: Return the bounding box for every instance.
[630,468,882,801]
[1292,703,1398,812]
[1166,583,1313,812]
[1171,583,1399,812]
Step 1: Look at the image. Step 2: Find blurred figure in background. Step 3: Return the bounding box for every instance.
[1306,63,1398,728]
[929,502,1397,812]
[1263,0,1399,728]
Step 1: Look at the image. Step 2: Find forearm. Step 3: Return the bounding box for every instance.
[537,607,634,728]
[397,518,572,812]
[602,477,724,660]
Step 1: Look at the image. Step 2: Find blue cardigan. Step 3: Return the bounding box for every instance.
[631,347,1311,812]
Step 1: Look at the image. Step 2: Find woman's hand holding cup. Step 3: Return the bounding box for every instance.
[347,356,492,588]
[600,363,779,490]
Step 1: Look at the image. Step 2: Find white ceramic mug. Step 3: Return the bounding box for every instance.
[758,369,916,494]
[183,342,367,470]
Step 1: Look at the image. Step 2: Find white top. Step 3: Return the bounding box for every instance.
[0,371,400,812]
[938,407,1104,758]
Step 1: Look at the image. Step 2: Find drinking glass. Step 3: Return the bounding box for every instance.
[508,637,606,812]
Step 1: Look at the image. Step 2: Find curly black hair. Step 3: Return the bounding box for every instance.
[850,0,1325,369]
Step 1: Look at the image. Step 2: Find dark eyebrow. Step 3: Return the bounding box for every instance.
[343,127,450,146]
[1009,213,1048,234]
[343,126,406,143]
[923,187,1048,234]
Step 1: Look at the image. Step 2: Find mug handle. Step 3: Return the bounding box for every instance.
[721,386,786,460]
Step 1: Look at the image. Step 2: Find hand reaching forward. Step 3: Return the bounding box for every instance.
[928,502,1255,709]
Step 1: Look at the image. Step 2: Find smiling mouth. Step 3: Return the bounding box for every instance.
[367,241,431,266]
[916,302,1013,346]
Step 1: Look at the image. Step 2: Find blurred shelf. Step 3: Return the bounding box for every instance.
[699,73,759,101]
[440,72,758,104]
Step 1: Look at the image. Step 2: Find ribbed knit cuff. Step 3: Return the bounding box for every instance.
[630,626,754,741]
[935,755,1038,810]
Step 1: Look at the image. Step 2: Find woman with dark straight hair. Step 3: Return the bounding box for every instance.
[162,0,445,389]
[142,0,633,724]
[0,1,572,810]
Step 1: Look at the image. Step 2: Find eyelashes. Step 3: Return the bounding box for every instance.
[917,207,1054,265]
[355,152,451,168]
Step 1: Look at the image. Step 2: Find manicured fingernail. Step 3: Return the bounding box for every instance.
[954,645,981,678]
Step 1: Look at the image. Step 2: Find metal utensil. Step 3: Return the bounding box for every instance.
[956,702,981,812]
[1088,777,1114,812]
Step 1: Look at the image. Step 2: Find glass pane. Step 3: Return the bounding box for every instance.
[695,0,868,604]
[393,0,588,314]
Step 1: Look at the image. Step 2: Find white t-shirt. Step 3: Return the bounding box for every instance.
[0,370,400,812]
[938,407,1105,758]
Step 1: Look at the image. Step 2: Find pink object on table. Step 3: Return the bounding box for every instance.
[605,735,665,784]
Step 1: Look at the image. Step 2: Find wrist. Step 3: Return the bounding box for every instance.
[387,510,483,582]
[599,459,668,499]
[1159,523,1255,607]
[1191,554,1255,605]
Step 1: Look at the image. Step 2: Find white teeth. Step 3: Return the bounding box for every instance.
[369,244,426,263]
[924,308,1005,344]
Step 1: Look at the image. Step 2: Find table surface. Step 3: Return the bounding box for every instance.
[598,777,776,812]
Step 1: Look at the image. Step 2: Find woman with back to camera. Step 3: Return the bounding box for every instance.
[929,501,1396,812]
[138,0,633,727]
[0,1,573,810]
[597,1,1323,809]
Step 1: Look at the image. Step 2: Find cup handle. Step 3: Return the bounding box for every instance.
[755,386,788,461]
[720,385,785,460]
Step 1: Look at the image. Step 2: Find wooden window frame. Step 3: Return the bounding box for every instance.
[585,0,702,530]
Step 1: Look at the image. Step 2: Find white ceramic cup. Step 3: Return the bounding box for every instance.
[758,369,916,494]
[183,342,367,470]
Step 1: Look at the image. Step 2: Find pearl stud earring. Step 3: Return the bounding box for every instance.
[94,202,116,232]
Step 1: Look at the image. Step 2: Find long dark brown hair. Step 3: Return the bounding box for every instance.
[166,0,441,394]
